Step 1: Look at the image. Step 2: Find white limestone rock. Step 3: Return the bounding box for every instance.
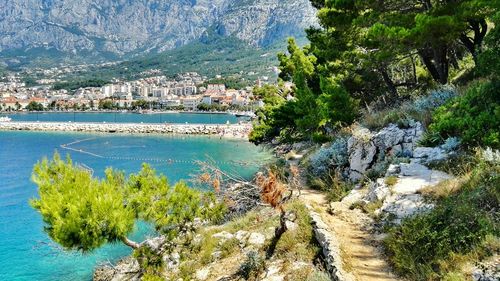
[395,162,452,194]
[348,128,377,181]
[248,232,266,246]
[378,194,434,222]
[413,147,448,163]
[366,178,391,202]
[211,231,234,241]
[373,124,405,151]
[195,267,210,281]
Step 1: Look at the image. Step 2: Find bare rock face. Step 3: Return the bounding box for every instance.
[347,127,377,181]
[93,257,141,281]
[347,122,425,181]
[0,0,317,57]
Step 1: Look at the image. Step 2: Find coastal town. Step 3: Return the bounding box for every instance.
[0,71,271,112]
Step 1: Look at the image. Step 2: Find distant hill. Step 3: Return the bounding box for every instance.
[0,0,317,68]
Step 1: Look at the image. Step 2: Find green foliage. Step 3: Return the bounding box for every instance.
[202,76,250,90]
[52,79,109,91]
[31,153,225,253]
[424,80,500,148]
[30,153,135,252]
[478,11,500,78]
[59,35,289,83]
[350,200,384,215]
[133,246,164,276]
[26,101,44,111]
[251,39,359,144]
[385,176,399,186]
[308,171,352,203]
[196,103,229,112]
[238,251,265,280]
[249,84,291,144]
[98,100,117,110]
[384,163,500,280]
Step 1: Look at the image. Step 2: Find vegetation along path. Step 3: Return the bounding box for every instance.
[300,189,400,281]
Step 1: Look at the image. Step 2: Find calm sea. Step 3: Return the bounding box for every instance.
[0,131,271,280]
[3,112,247,124]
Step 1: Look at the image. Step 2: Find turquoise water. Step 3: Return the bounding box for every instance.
[3,112,246,124]
[0,131,271,280]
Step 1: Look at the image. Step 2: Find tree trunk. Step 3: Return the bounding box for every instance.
[460,19,488,63]
[379,67,398,99]
[121,236,140,249]
[418,46,449,84]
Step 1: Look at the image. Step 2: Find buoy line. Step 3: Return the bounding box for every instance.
[60,138,261,167]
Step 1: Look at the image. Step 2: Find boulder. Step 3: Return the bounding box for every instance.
[93,258,142,281]
[142,236,167,253]
[195,267,210,281]
[373,124,405,151]
[234,230,250,246]
[211,231,234,241]
[395,162,452,194]
[378,194,434,223]
[413,147,447,163]
[247,232,266,246]
[348,129,377,181]
[285,220,298,231]
[472,257,500,281]
[366,178,391,202]
[386,164,401,176]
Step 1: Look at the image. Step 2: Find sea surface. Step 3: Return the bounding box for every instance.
[3,112,246,124]
[0,131,272,280]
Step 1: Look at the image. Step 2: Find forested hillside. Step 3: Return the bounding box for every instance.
[251,0,499,147]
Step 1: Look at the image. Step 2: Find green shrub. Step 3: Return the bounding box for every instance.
[385,176,398,186]
[133,246,164,276]
[424,80,500,149]
[362,86,457,130]
[384,164,499,280]
[308,171,352,202]
[238,251,265,280]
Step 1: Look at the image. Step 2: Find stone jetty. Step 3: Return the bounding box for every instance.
[0,122,253,139]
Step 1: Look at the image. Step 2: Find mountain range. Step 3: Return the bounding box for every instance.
[0,0,317,67]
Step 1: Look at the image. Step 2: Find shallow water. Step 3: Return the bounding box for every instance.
[0,131,271,280]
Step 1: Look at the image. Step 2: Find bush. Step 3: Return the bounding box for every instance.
[239,251,265,280]
[424,80,500,149]
[308,137,349,176]
[362,86,457,130]
[384,163,499,280]
[413,86,458,113]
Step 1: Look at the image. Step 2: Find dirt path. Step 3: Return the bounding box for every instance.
[300,189,401,281]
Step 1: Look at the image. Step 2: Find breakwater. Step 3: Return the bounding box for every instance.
[0,122,252,139]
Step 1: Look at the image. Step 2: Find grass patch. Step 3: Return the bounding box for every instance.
[426,152,479,176]
[167,200,324,280]
[418,177,467,200]
[385,176,399,186]
[238,250,265,280]
[308,171,353,203]
[350,200,384,215]
[384,163,499,280]
[272,200,321,262]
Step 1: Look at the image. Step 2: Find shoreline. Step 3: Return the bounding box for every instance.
[0,110,242,115]
[0,121,252,140]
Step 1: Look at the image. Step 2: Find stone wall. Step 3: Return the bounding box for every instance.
[0,122,252,139]
[307,207,355,281]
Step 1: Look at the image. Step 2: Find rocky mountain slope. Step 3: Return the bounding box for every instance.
[0,0,316,59]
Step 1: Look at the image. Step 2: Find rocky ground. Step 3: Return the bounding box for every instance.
[93,121,497,281]
[94,201,330,281]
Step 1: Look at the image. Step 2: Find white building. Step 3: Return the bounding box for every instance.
[182,96,202,110]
